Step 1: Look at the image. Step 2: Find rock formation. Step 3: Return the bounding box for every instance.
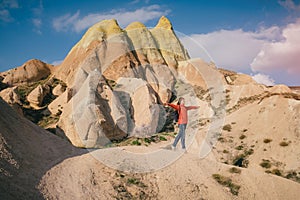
[0,59,53,86]
[27,84,50,108]
[50,16,189,147]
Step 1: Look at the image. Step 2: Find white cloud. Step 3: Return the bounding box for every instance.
[0,9,13,22]
[130,0,140,4]
[279,0,300,11]
[0,0,19,22]
[51,60,63,66]
[252,73,275,86]
[52,5,170,33]
[180,27,281,72]
[251,18,300,74]
[33,18,42,28]
[52,11,80,32]
[0,0,19,9]
[180,20,300,85]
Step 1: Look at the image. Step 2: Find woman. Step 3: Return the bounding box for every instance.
[164,97,199,150]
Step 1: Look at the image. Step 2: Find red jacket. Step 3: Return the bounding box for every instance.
[167,104,198,124]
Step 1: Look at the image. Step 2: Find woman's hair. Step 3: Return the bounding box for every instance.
[177,97,184,105]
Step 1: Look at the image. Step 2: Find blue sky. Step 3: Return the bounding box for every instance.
[0,0,300,85]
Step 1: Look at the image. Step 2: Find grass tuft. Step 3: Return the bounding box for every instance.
[212,174,240,195]
[222,124,232,132]
[279,141,289,147]
[260,159,272,168]
[263,138,272,143]
[229,167,241,174]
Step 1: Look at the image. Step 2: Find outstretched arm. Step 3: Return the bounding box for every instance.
[186,106,200,110]
[164,103,180,110]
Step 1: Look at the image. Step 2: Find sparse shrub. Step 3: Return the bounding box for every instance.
[285,171,300,183]
[223,124,232,132]
[244,149,254,156]
[239,134,246,140]
[218,137,226,143]
[279,141,289,146]
[242,129,248,132]
[144,138,151,144]
[260,159,272,168]
[223,149,229,154]
[212,174,240,195]
[263,138,272,143]
[127,178,139,185]
[235,145,244,150]
[159,136,167,141]
[271,169,282,176]
[229,167,241,174]
[132,139,141,146]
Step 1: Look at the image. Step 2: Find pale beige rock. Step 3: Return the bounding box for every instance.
[114,77,165,137]
[27,84,50,108]
[177,59,212,89]
[150,16,189,68]
[48,88,72,115]
[0,86,21,105]
[58,71,127,148]
[0,59,52,86]
[53,19,139,86]
[225,83,266,109]
[268,84,292,94]
[142,64,176,103]
[125,22,165,65]
[52,84,65,96]
[232,73,257,85]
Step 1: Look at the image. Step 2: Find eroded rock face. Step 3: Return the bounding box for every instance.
[48,88,72,115]
[1,59,52,86]
[52,16,188,147]
[52,84,65,96]
[58,71,127,148]
[0,86,21,105]
[27,84,50,109]
[114,77,166,137]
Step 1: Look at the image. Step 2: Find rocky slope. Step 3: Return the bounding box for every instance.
[0,96,299,199]
[0,16,300,199]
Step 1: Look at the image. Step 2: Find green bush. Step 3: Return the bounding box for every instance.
[132,140,141,146]
[144,138,151,144]
[159,136,167,141]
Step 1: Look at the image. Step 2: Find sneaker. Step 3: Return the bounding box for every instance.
[182,148,187,153]
[171,145,176,151]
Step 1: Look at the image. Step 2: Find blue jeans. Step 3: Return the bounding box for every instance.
[173,124,187,149]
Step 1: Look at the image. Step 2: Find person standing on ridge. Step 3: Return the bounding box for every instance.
[164,97,199,151]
